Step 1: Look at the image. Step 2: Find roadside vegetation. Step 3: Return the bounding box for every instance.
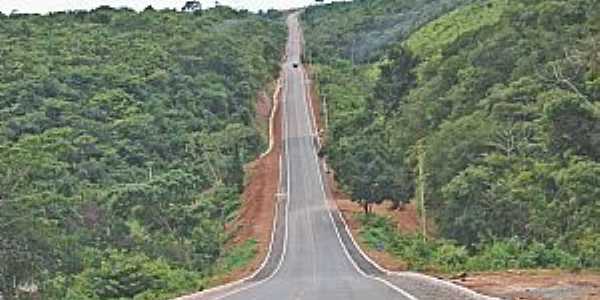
[0,6,285,299]
[304,0,600,272]
[359,214,582,274]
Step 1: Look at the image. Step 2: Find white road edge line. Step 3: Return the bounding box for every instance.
[307,117,419,300]
[206,15,303,299]
[210,62,294,300]
[301,59,500,300]
[328,188,501,300]
[296,56,420,300]
[174,148,286,300]
[297,26,500,300]
[173,43,293,300]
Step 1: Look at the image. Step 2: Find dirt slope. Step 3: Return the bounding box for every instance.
[208,78,283,286]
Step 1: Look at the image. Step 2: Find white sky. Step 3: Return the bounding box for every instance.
[0,0,341,15]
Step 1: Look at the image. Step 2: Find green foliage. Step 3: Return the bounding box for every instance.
[550,159,600,242]
[46,250,202,300]
[303,0,474,64]
[216,239,258,273]
[333,132,410,213]
[373,46,419,118]
[425,113,497,209]
[0,6,285,299]
[465,239,579,271]
[405,0,508,59]
[575,233,600,268]
[306,0,600,272]
[359,214,582,273]
[542,90,600,159]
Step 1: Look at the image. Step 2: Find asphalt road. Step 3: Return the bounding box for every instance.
[178,12,497,300]
[216,13,412,300]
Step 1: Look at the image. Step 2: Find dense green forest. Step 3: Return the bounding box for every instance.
[0,6,285,299]
[303,0,473,64]
[304,0,600,272]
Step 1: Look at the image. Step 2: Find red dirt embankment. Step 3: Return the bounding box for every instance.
[330,177,418,272]
[209,77,283,286]
[459,270,600,300]
[305,63,419,271]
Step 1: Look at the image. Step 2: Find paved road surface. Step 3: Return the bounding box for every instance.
[178,12,497,300]
[217,13,411,300]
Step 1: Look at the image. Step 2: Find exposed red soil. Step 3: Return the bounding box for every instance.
[338,201,410,271]
[325,171,414,272]
[326,156,600,300]
[304,64,600,300]
[456,270,600,300]
[307,62,418,271]
[327,170,600,300]
[328,164,600,300]
[338,197,421,234]
[208,78,283,286]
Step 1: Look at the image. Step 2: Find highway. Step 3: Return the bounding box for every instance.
[178,12,496,300]
[215,13,410,300]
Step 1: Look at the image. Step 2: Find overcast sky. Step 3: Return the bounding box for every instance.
[0,0,341,14]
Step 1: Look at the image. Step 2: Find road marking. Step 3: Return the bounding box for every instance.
[210,64,294,300]
[292,14,500,300]
[306,127,419,300]
[178,149,288,300]
[174,18,299,298]
[299,79,420,300]
[177,11,492,300]
[207,18,301,297]
[292,16,420,299]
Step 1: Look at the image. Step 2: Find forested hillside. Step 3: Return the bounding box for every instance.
[0,6,285,299]
[303,0,473,64]
[304,0,600,272]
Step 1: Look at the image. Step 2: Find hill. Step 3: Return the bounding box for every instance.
[303,0,474,64]
[0,6,285,299]
[303,0,600,273]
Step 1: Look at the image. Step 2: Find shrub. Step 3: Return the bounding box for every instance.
[433,244,469,273]
[61,250,202,300]
[217,239,258,273]
[466,243,511,271]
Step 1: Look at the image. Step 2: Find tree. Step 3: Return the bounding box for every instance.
[336,135,408,214]
[542,90,600,160]
[182,1,202,13]
[424,113,496,208]
[441,157,530,247]
[303,0,600,268]
[373,46,418,120]
[0,7,286,298]
[551,159,600,242]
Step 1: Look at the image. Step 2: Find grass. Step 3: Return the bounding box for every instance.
[217,239,258,273]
